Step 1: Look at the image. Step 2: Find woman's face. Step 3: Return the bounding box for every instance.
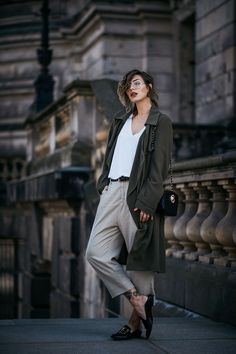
[126,75,150,103]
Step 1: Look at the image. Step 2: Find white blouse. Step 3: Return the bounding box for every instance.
[108,115,146,179]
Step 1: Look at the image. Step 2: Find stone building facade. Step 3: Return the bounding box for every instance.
[0,0,235,324]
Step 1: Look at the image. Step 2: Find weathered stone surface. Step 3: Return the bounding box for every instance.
[196,0,231,19]
[196,74,225,106]
[157,257,236,325]
[221,272,236,325]
[146,56,173,74]
[104,37,143,57]
[51,225,59,289]
[50,289,79,318]
[225,71,234,96]
[196,1,234,41]
[156,258,185,308]
[58,255,75,294]
[185,262,227,319]
[196,52,225,85]
[42,217,54,261]
[196,23,234,63]
[90,79,123,121]
[158,92,172,110]
[154,74,173,91]
[146,36,173,56]
[0,97,33,119]
[7,168,89,203]
[57,217,72,253]
[225,94,234,116]
[196,97,226,124]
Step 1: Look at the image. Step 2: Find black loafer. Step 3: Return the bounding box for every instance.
[111,325,142,340]
[140,295,154,339]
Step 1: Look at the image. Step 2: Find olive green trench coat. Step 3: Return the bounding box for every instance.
[97,105,173,272]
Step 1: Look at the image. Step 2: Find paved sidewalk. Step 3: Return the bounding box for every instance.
[0,317,236,354]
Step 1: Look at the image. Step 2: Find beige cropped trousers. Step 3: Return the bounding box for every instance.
[86,180,155,298]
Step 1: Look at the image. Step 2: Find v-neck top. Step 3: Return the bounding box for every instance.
[108,115,146,179]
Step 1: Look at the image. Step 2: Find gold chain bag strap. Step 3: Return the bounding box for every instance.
[150,125,178,216]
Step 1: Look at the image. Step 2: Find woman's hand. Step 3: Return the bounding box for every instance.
[134,208,154,223]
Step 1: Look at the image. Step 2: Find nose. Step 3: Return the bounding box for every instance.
[129,86,136,92]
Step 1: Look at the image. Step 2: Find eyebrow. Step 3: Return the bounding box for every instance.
[130,79,142,83]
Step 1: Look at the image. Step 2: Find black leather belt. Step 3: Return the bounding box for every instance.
[109,176,130,182]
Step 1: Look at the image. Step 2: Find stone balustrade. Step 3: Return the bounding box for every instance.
[0,158,26,182]
[165,150,236,268]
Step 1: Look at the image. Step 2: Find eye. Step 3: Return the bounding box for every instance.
[131,80,143,89]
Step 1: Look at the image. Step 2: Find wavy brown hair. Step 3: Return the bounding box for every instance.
[117,69,159,116]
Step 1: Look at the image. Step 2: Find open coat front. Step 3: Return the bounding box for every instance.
[97,105,173,272]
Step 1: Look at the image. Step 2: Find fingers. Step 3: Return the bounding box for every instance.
[140,211,153,223]
[140,211,148,222]
[133,208,154,222]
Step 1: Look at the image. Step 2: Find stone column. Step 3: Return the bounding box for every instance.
[173,183,197,258]
[165,185,185,257]
[215,179,236,267]
[185,182,211,261]
[232,206,236,268]
[40,200,80,318]
[200,181,227,264]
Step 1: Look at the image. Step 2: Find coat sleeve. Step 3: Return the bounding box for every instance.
[135,115,173,215]
[96,119,115,194]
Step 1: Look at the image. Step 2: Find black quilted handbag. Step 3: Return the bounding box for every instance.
[157,189,178,216]
[157,158,178,216]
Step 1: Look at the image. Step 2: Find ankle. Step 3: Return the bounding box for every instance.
[128,321,141,332]
[124,289,139,300]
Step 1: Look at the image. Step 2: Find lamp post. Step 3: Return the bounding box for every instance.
[33,0,54,112]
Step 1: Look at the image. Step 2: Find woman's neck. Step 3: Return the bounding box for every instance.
[135,98,152,117]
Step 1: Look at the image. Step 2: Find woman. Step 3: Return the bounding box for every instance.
[86,69,173,339]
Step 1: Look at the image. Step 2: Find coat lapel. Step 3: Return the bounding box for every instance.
[127,106,161,196]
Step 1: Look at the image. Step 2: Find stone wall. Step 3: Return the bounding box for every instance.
[195,0,235,124]
[171,0,236,125]
[0,0,174,160]
[1,0,235,157]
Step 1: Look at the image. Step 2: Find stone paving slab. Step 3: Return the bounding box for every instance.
[0,317,236,354]
[0,341,163,354]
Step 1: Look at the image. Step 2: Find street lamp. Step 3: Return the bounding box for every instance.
[33,0,54,112]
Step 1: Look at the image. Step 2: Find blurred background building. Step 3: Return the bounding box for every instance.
[0,0,235,324]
